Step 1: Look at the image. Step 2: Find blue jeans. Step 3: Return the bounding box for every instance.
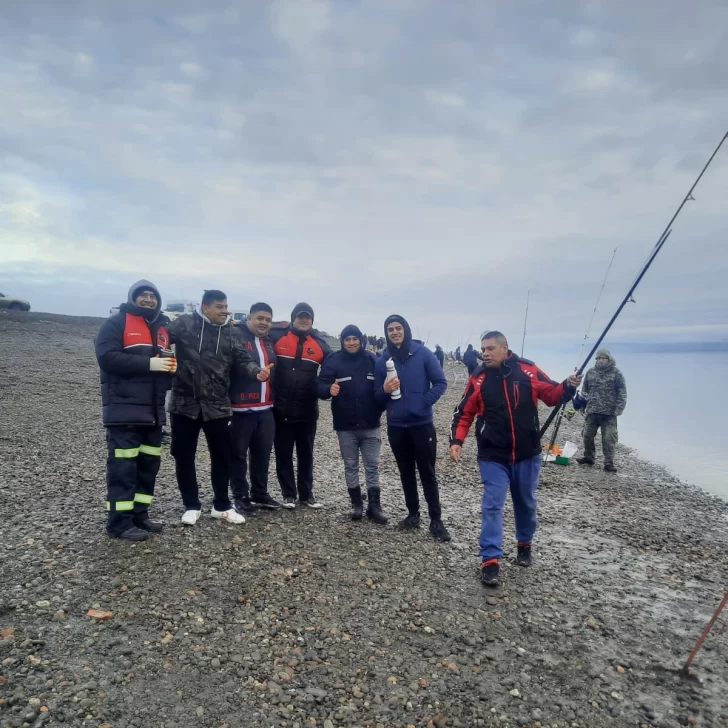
[336,428,381,491]
[478,455,542,561]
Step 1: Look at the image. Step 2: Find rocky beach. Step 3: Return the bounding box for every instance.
[1,311,726,728]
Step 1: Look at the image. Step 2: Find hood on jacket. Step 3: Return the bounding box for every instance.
[340,324,365,354]
[195,307,230,355]
[384,314,413,365]
[124,279,162,322]
[595,348,616,370]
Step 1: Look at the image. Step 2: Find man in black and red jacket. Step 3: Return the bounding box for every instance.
[95,280,176,541]
[449,331,581,586]
[229,302,282,516]
[270,302,332,508]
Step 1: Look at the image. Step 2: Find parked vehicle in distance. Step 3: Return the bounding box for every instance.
[0,292,31,311]
[109,300,198,319]
[230,311,248,325]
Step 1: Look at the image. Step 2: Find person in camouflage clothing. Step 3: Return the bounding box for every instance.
[167,290,272,525]
[576,348,627,472]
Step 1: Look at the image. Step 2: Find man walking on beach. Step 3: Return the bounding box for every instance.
[450,331,581,586]
[375,315,451,541]
[95,280,175,541]
[576,348,627,472]
[434,345,445,369]
[270,303,332,509]
[167,290,271,526]
[229,302,282,516]
[463,344,479,375]
[317,324,388,524]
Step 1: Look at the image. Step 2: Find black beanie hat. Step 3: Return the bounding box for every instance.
[291,302,314,322]
[340,324,364,344]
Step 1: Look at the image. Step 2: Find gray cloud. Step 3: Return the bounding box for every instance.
[1,0,727,352]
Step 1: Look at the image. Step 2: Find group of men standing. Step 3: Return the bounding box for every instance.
[96,281,626,587]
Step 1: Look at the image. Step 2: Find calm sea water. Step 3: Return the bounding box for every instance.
[532,349,728,501]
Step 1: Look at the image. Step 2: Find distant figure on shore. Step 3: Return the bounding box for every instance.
[434,344,445,369]
[228,302,282,517]
[455,346,461,362]
[317,324,388,524]
[375,315,451,542]
[463,343,479,375]
[269,303,332,509]
[95,280,175,541]
[167,290,269,527]
[450,330,581,587]
[576,348,627,473]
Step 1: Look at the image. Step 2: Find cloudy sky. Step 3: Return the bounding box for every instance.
[1,0,727,351]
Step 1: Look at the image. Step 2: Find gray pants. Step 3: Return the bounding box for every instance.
[583,414,618,466]
[336,428,381,491]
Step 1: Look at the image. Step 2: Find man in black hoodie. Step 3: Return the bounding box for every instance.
[317,325,387,523]
[95,280,176,541]
[270,303,332,508]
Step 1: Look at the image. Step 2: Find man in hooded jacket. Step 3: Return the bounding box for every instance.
[95,280,176,541]
[270,302,332,508]
[434,345,445,369]
[317,324,388,523]
[167,289,270,526]
[576,348,627,472]
[374,315,451,541]
[463,344,479,375]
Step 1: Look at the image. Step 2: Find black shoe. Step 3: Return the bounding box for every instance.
[365,488,388,525]
[481,559,500,586]
[576,457,595,465]
[397,512,421,530]
[133,517,164,533]
[234,497,258,516]
[111,526,150,542]
[282,497,297,509]
[251,494,283,510]
[429,519,451,542]
[516,542,532,567]
[348,487,363,521]
[604,463,618,472]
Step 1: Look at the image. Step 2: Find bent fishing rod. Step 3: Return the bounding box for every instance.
[540,129,728,443]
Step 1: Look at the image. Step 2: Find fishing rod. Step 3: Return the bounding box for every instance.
[543,248,618,457]
[540,129,728,445]
[521,289,531,357]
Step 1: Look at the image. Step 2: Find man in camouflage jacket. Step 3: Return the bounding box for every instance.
[576,348,627,472]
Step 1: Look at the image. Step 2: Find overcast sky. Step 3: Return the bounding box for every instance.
[1,0,727,352]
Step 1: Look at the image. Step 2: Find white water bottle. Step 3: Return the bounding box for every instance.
[385,358,401,400]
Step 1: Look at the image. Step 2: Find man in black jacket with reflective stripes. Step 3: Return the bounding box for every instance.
[95,280,176,541]
[317,325,387,523]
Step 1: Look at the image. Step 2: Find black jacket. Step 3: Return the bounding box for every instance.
[271,326,332,422]
[230,324,277,412]
[317,349,382,431]
[167,312,260,421]
[95,303,172,427]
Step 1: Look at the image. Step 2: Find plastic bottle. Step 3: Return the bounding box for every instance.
[385,359,401,400]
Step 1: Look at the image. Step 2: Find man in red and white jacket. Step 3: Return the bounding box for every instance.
[449,331,581,586]
[229,303,281,515]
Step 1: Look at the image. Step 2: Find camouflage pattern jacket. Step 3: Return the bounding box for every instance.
[167,312,261,421]
[582,349,627,417]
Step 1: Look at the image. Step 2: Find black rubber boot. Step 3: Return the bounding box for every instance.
[110,526,150,542]
[576,457,595,465]
[133,516,164,533]
[349,487,363,520]
[366,488,388,525]
[397,512,421,529]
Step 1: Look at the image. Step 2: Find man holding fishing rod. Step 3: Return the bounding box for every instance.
[449,331,581,586]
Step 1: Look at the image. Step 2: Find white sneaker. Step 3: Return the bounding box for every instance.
[181,510,202,526]
[211,508,245,524]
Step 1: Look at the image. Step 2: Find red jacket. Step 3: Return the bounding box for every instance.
[450,352,573,464]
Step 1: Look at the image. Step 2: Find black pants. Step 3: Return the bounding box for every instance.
[230,410,275,501]
[387,423,442,520]
[171,413,232,512]
[274,412,317,501]
[106,426,163,535]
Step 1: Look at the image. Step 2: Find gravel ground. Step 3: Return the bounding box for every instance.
[1,311,727,728]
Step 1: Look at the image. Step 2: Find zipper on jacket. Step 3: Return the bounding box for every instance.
[503,380,517,464]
